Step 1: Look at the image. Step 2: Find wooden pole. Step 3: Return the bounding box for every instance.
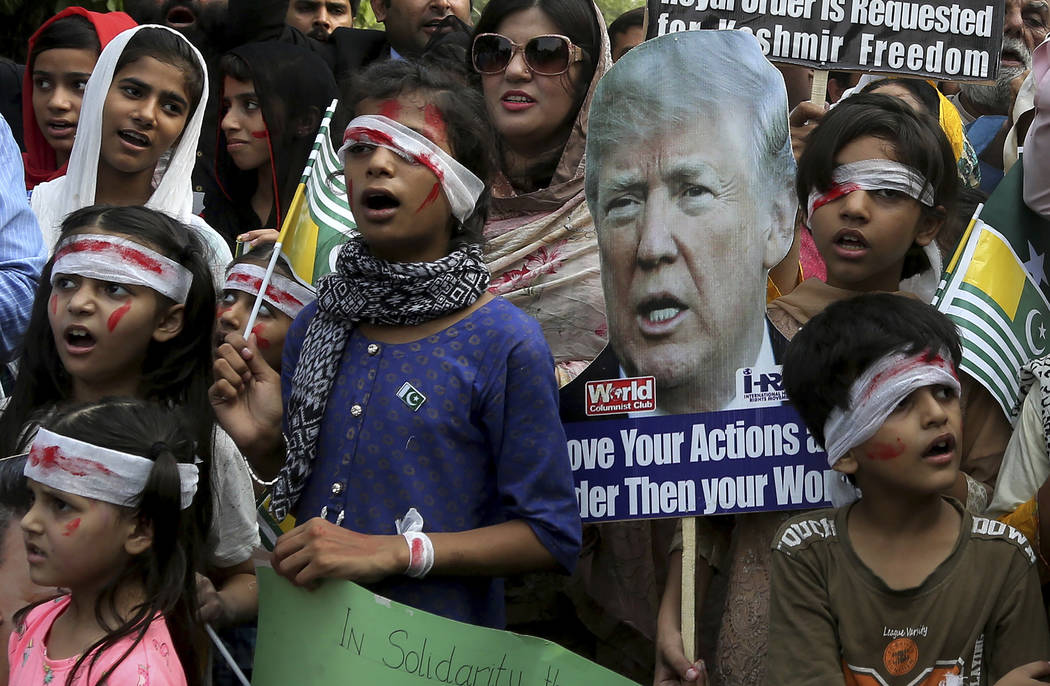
[811,69,829,105]
[681,517,697,663]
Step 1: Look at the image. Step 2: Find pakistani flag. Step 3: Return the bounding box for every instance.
[278,99,357,284]
[934,160,1050,419]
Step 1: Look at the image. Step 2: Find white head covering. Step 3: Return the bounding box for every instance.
[30,24,231,283]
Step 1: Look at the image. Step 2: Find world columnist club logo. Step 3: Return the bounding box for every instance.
[584,376,656,417]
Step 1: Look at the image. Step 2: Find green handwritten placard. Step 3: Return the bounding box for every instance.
[253,568,642,686]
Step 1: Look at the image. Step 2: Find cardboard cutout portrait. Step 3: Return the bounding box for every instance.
[560,30,832,521]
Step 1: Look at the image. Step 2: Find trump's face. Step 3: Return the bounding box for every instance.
[595,113,782,413]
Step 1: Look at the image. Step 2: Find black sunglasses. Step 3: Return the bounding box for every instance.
[471,33,586,76]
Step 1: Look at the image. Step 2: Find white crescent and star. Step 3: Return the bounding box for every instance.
[1026,309,1047,355]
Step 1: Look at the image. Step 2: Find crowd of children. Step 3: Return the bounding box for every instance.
[2,1,1050,685]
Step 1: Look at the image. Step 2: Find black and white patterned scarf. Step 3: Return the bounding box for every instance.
[269,237,490,520]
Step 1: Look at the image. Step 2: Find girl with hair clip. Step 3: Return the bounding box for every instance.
[22,7,136,190]
[10,398,203,686]
[203,42,338,246]
[29,25,231,283]
[0,205,260,644]
[211,57,581,630]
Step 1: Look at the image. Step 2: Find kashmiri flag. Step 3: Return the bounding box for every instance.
[278,99,357,284]
[933,160,1050,419]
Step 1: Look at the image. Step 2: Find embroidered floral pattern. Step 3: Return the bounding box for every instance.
[488,240,568,295]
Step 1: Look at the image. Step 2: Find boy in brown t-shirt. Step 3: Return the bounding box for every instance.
[767,294,1050,686]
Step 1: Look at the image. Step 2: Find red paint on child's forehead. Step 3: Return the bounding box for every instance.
[423,104,448,149]
[378,99,402,120]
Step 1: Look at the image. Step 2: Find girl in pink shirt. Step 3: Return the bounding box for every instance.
[8,399,203,685]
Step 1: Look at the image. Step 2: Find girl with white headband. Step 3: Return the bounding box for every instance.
[10,399,204,686]
[215,243,315,373]
[0,205,260,655]
[211,59,580,629]
[766,294,1050,685]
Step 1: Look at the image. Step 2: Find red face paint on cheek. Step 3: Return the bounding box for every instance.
[107,300,132,332]
[423,103,449,149]
[251,324,271,349]
[416,182,442,214]
[250,129,269,139]
[216,304,232,319]
[865,438,906,461]
[378,99,402,121]
[49,294,58,316]
[63,518,81,536]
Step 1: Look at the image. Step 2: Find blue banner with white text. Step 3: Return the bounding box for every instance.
[565,403,833,522]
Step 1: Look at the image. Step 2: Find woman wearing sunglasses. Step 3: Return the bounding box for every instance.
[470,2,662,684]
[471,0,608,385]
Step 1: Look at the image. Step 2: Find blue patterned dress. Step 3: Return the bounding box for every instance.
[282,296,581,627]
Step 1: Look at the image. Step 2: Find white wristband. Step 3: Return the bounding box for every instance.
[402,531,434,578]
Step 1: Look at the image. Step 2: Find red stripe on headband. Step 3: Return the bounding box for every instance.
[343,127,445,181]
[227,271,304,308]
[862,351,956,402]
[55,238,166,275]
[810,182,862,216]
[29,444,115,477]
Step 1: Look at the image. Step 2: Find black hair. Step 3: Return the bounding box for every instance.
[218,51,252,84]
[0,454,31,566]
[782,293,962,448]
[608,6,644,38]
[229,242,297,280]
[471,0,601,121]
[28,14,100,73]
[938,185,986,262]
[796,92,959,279]
[861,78,942,118]
[210,43,338,237]
[340,57,497,248]
[115,27,205,114]
[0,205,216,576]
[16,399,204,686]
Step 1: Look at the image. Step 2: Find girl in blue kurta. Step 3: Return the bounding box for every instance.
[210,59,581,628]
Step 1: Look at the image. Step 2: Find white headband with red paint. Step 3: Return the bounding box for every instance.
[224,263,316,319]
[338,115,485,223]
[806,159,935,224]
[51,234,193,304]
[24,428,199,510]
[822,349,960,505]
